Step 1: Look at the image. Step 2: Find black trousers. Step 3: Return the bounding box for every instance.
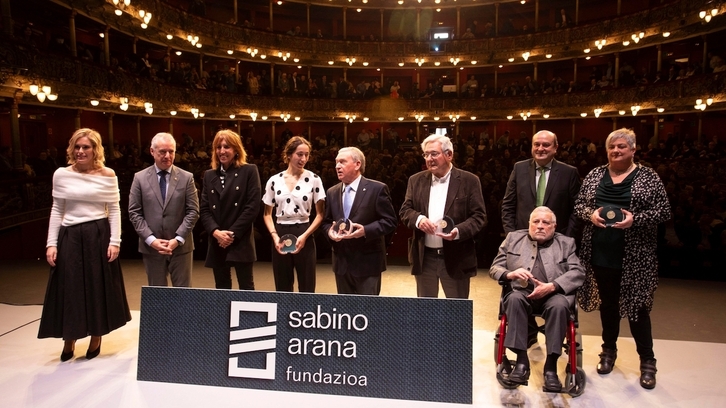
[593,265,654,360]
[213,261,254,290]
[504,290,570,356]
[271,223,316,292]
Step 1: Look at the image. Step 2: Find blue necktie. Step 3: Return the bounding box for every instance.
[159,170,168,203]
[343,185,353,219]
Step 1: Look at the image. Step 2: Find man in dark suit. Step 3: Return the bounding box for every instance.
[502,130,581,237]
[489,207,585,391]
[400,134,488,299]
[322,147,398,295]
[128,132,199,287]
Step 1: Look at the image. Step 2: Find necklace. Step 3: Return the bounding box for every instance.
[610,162,634,176]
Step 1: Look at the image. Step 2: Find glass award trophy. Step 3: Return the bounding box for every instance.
[436,216,455,234]
[280,234,297,253]
[336,218,351,234]
[600,206,624,226]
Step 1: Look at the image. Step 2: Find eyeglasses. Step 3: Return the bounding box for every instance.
[422,151,445,159]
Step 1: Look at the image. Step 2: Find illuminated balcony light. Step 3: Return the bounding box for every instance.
[619,110,626,115]
[580,113,587,117]
[175,51,182,55]
[261,116,267,120]
[623,40,630,46]
[328,61,334,65]
[657,108,664,113]
[584,48,591,54]
[141,24,147,29]
[295,117,301,121]
[115,9,123,16]
[170,110,177,115]
[250,112,257,121]
[227,50,234,55]
[398,62,404,67]
[506,115,513,120]
[662,32,670,37]
[545,54,552,59]
[196,43,202,48]
[198,113,205,118]
[508,58,515,62]
[167,34,173,40]
[90,100,99,106]
[434,61,440,66]
[398,117,404,121]
[542,114,549,119]
[470,60,477,65]
[229,114,236,119]
[522,52,530,61]
[29,84,39,95]
[470,116,476,121]
[47,93,58,101]
[362,62,369,66]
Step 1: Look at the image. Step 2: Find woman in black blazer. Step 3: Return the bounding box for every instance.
[200,129,261,289]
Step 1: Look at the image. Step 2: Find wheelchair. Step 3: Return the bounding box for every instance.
[492,283,586,397]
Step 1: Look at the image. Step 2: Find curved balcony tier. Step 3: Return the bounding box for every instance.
[46,0,724,68]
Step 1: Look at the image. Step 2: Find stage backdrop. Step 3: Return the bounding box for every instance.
[137,287,472,404]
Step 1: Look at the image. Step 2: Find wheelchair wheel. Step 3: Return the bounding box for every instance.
[564,365,586,397]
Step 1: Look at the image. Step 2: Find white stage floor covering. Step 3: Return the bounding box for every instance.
[0,304,722,408]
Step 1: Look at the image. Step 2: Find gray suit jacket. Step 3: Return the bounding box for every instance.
[128,165,199,255]
[502,158,581,236]
[399,167,488,279]
[489,230,584,304]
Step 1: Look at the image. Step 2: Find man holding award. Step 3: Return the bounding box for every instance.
[322,147,398,295]
[400,134,487,299]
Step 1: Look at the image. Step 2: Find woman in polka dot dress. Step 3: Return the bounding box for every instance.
[262,136,326,292]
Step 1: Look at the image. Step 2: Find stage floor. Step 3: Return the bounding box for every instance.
[0,304,723,408]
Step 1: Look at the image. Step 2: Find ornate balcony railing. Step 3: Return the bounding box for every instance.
[48,0,722,67]
[2,34,725,121]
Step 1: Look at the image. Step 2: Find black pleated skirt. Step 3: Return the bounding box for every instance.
[38,219,131,340]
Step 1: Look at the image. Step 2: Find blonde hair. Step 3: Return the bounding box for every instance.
[66,128,105,168]
[211,129,247,169]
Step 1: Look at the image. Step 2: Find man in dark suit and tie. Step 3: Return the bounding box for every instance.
[128,132,199,287]
[502,130,581,237]
[400,134,488,299]
[322,147,398,295]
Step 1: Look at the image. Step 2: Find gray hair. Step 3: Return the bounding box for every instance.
[338,146,366,174]
[151,132,177,149]
[421,134,454,154]
[606,128,636,150]
[529,206,557,224]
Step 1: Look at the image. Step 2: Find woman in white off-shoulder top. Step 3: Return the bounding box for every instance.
[38,128,131,362]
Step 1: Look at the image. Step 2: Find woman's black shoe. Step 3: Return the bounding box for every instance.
[60,340,75,362]
[640,359,657,389]
[597,348,617,374]
[86,337,102,360]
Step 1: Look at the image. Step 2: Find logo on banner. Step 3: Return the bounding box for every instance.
[228,301,278,380]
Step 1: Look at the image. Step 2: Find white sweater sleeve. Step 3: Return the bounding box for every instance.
[46,197,66,248]
[107,200,121,246]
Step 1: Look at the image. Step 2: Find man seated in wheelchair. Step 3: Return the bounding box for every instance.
[489,206,585,391]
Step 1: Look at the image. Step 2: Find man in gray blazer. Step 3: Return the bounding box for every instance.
[502,130,581,237]
[129,132,199,287]
[400,134,487,299]
[489,206,585,392]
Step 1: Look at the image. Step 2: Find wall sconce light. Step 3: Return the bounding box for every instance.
[90,99,99,106]
[542,114,549,118]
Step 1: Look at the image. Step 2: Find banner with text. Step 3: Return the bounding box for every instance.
[137,287,472,404]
